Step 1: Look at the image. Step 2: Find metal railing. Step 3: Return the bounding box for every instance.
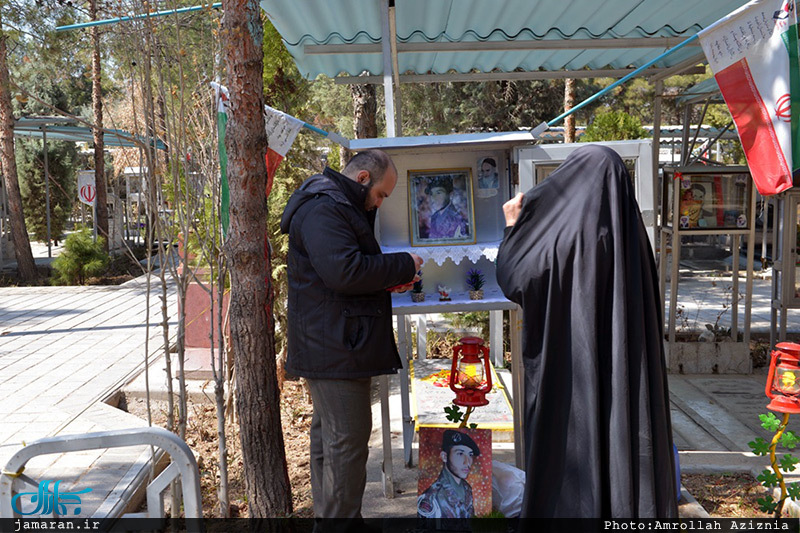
[0,427,202,523]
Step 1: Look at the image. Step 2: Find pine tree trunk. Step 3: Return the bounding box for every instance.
[0,24,36,282]
[340,83,378,167]
[352,83,377,139]
[222,0,292,517]
[90,0,108,251]
[564,78,576,144]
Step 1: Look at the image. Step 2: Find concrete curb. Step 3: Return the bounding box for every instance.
[679,486,711,518]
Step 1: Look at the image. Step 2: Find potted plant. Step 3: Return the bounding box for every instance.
[411,278,425,302]
[466,268,485,300]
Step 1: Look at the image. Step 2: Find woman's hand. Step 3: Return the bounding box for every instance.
[503,193,524,227]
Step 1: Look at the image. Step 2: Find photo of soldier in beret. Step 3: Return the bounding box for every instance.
[417,429,482,520]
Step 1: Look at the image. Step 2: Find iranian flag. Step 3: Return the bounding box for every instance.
[698,0,800,195]
[211,82,304,236]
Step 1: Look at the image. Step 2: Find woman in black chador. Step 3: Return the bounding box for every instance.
[496,145,677,518]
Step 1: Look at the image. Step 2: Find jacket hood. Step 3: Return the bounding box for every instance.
[280,167,368,234]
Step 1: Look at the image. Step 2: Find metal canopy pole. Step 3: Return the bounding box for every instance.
[56,3,221,31]
[770,196,781,349]
[680,106,691,165]
[652,79,663,292]
[333,66,706,85]
[92,202,97,242]
[380,0,398,138]
[42,126,52,257]
[668,175,681,344]
[547,34,700,128]
[379,1,400,497]
[744,186,757,345]
[388,0,402,136]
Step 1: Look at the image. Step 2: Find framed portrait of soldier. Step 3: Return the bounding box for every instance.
[417,427,492,524]
[408,169,476,246]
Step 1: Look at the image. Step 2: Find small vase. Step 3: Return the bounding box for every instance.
[411,292,425,303]
[469,289,484,300]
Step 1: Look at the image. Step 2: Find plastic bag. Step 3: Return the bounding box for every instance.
[491,460,526,517]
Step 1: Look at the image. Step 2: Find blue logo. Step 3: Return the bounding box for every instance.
[11,480,92,516]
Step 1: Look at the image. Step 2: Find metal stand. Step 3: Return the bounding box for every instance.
[661,166,756,348]
[771,191,800,346]
[378,294,524,497]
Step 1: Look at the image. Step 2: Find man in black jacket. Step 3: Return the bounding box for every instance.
[280,149,422,524]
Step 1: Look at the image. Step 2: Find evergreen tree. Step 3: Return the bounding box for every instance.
[18,139,76,243]
[51,228,108,285]
[581,109,648,142]
[263,18,328,355]
[397,79,567,135]
[0,2,37,281]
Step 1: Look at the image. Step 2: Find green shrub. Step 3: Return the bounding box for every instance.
[51,228,109,285]
[581,109,647,142]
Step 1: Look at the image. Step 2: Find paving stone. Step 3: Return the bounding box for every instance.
[2,269,799,519]
[0,278,177,519]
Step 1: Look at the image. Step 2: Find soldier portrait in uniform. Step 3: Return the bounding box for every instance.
[408,169,476,246]
[417,427,492,523]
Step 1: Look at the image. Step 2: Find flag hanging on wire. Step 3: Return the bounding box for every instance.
[211,82,231,237]
[697,0,799,195]
[263,104,304,195]
[211,81,304,237]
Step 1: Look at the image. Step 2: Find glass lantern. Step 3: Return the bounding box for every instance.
[766,342,800,413]
[449,336,492,407]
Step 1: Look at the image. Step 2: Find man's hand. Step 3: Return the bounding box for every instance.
[409,253,424,273]
[503,193,524,227]
[388,274,421,293]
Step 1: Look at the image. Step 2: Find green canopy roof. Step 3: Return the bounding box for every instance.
[14,117,167,150]
[261,0,748,81]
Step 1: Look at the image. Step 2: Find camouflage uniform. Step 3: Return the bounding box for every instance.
[417,466,474,519]
[429,203,468,239]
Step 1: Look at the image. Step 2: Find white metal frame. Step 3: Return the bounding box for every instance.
[772,191,800,345]
[380,298,524,498]
[334,66,706,85]
[309,36,701,56]
[659,166,756,347]
[515,140,656,248]
[783,194,800,308]
[0,427,202,526]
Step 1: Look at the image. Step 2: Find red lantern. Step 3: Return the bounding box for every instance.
[449,336,492,407]
[765,342,800,413]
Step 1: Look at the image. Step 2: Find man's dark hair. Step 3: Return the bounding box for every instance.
[343,149,395,184]
[424,175,453,195]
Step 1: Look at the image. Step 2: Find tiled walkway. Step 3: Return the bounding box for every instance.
[1,266,799,519]
[664,272,779,334]
[0,276,177,517]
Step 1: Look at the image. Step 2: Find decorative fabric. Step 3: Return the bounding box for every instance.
[382,241,502,266]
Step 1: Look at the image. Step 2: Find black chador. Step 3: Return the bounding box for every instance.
[497,145,678,518]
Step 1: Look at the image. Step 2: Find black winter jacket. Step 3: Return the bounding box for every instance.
[279,167,416,378]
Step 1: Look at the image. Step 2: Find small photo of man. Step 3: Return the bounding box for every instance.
[477,157,499,190]
[417,427,492,523]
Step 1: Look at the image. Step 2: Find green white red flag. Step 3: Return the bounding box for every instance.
[211,82,231,236]
[211,81,304,237]
[697,0,800,195]
[262,102,304,187]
